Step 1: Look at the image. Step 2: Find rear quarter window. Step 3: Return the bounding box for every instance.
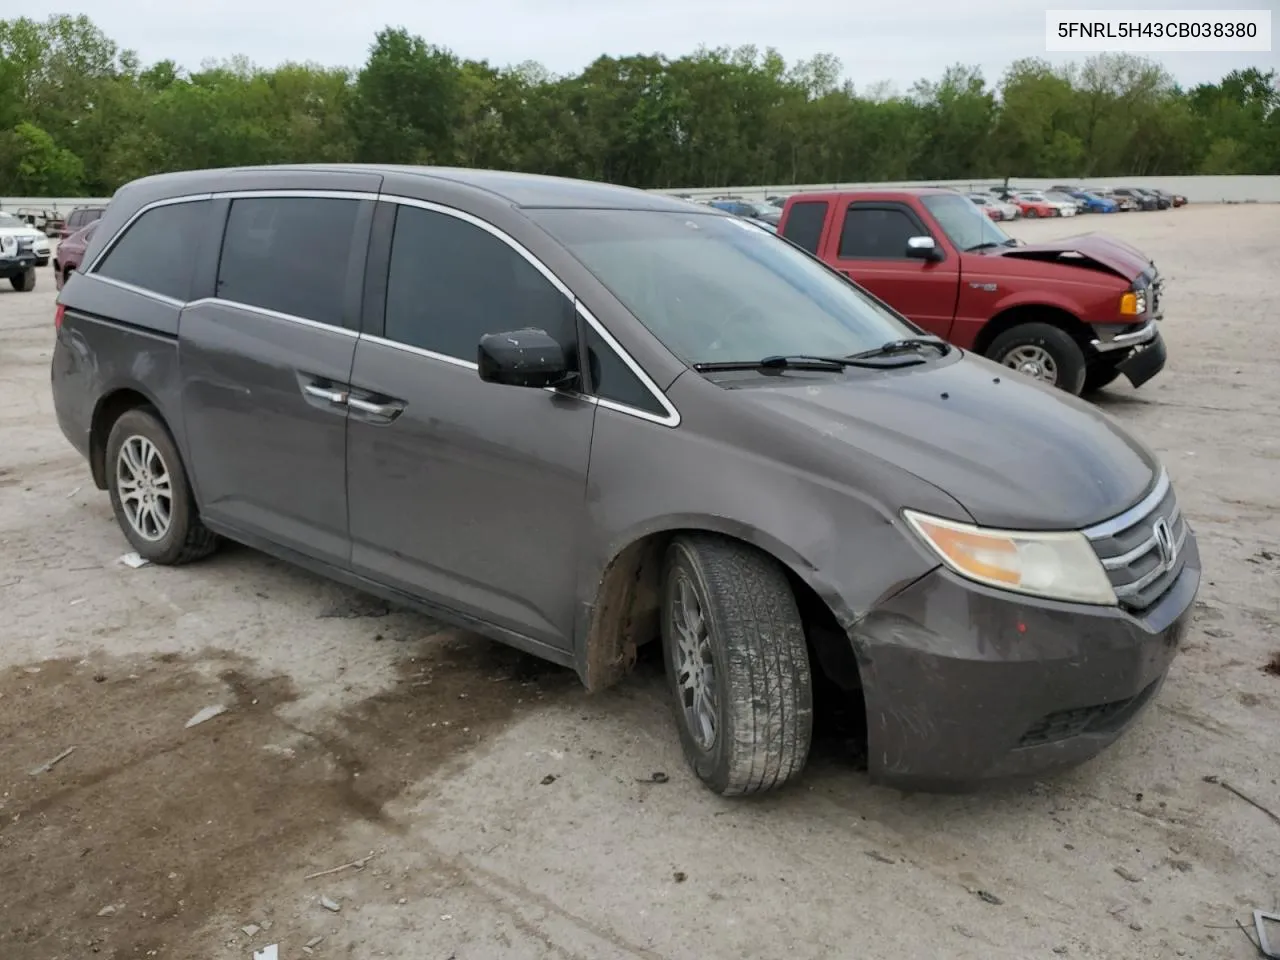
[780,200,828,254]
[94,200,212,302]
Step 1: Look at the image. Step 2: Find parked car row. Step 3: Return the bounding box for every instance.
[0,203,105,238]
[50,163,1199,801]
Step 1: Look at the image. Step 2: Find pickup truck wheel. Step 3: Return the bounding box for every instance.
[9,268,36,292]
[105,408,219,565]
[988,323,1087,394]
[661,534,813,796]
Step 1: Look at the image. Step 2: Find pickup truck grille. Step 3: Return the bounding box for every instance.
[1087,476,1187,614]
[16,237,34,252]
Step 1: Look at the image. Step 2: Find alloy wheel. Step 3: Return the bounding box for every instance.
[116,435,173,541]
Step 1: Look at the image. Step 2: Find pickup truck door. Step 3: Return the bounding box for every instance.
[822,200,960,339]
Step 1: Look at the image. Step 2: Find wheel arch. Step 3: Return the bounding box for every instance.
[973,303,1093,357]
[88,386,168,490]
[576,520,862,696]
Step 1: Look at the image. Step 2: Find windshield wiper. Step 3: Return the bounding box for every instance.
[692,353,921,372]
[847,338,950,360]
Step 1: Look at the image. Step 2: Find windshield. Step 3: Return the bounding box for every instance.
[920,193,1014,252]
[529,209,917,366]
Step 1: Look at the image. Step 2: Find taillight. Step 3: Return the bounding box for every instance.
[54,303,65,330]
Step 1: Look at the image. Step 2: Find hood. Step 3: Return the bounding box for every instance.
[737,354,1159,531]
[0,221,49,242]
[989,232,1152,281]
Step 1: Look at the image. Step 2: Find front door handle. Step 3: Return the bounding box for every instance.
[303,383,349,405]
[348,395,405,420]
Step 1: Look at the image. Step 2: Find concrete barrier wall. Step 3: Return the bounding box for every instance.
[5,175,1279,211]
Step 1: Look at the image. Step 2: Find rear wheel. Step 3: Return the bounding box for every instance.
[661,534,813,796]
[987,322,1087,395]
[9,268,35,292]
[105,408,218,565]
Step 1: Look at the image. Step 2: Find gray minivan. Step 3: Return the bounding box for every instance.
[51,165,1200,796]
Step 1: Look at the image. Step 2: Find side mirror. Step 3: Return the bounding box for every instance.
[477,328,577,390]
[905,236,941,261]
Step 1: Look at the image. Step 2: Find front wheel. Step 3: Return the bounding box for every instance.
[661,535,813,796]
[9,268,35,292]
[987,322,1087,395]
[1025,209,1038,219]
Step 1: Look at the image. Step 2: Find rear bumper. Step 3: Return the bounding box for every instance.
[852,536,1199,791]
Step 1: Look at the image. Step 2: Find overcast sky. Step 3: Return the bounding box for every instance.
[67,0,1276,91]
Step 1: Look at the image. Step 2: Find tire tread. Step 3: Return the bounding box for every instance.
[674,534,813,796]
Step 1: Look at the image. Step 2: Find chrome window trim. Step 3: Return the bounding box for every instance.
[1083,469,1171,540]
[186,297,360,337]
[88,274,185,308]
[82,186,683,429]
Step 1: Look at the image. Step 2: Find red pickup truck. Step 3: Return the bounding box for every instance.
[777,188,1166,395]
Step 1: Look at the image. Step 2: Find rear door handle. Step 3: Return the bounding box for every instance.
[303,383,349,405]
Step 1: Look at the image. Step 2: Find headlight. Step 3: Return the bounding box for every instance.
[903,510,1117,605]
[1120,287,1147,316]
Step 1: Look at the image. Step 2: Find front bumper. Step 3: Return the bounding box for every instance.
[1090,322,1167,387]
[851,535,1199,791]
[0,254,38,278]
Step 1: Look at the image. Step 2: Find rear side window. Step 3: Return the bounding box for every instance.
[584,325,663,416]
[780,200,828,254]
[216,196,361,327]
[838,207,919,260]
[383,204,575,362]
[95,200,211,302]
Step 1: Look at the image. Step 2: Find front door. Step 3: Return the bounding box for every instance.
[825,201,960,338]
[345,200,595,650]
[179,194,374,566]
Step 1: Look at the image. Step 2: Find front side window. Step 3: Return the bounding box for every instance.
[838,207,920,260]
[216,196,361,327]
[529,209,916,368]
[95,199,211,301]
[584,324,664,415]
[920,193,1015,253]
[383,204,575,362]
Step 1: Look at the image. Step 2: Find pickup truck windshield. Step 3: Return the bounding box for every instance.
[531,209,917,366]
[921,193,1015,252]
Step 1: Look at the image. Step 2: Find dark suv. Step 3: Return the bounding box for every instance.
[51,165,1200,796]
[58,205,106,239]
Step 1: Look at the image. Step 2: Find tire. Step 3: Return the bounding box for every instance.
[9,268,35,292]
[661,534,813,796]
[1083,362,1122,393]
[105,408,218,565]
[987,322,1087,395]
[62,266,74,288]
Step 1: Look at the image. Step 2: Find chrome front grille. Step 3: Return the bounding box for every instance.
[1086,472,1188,613]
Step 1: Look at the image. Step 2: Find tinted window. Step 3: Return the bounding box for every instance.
[384,204,574,362]
[781,200,828,254]
[584,325,663,415]
[837,207,920,259]
[217,197,360,327]
[529,209,914,367]
[95,200,210,301]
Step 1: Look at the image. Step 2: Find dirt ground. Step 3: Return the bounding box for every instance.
[1,203,1278,960]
